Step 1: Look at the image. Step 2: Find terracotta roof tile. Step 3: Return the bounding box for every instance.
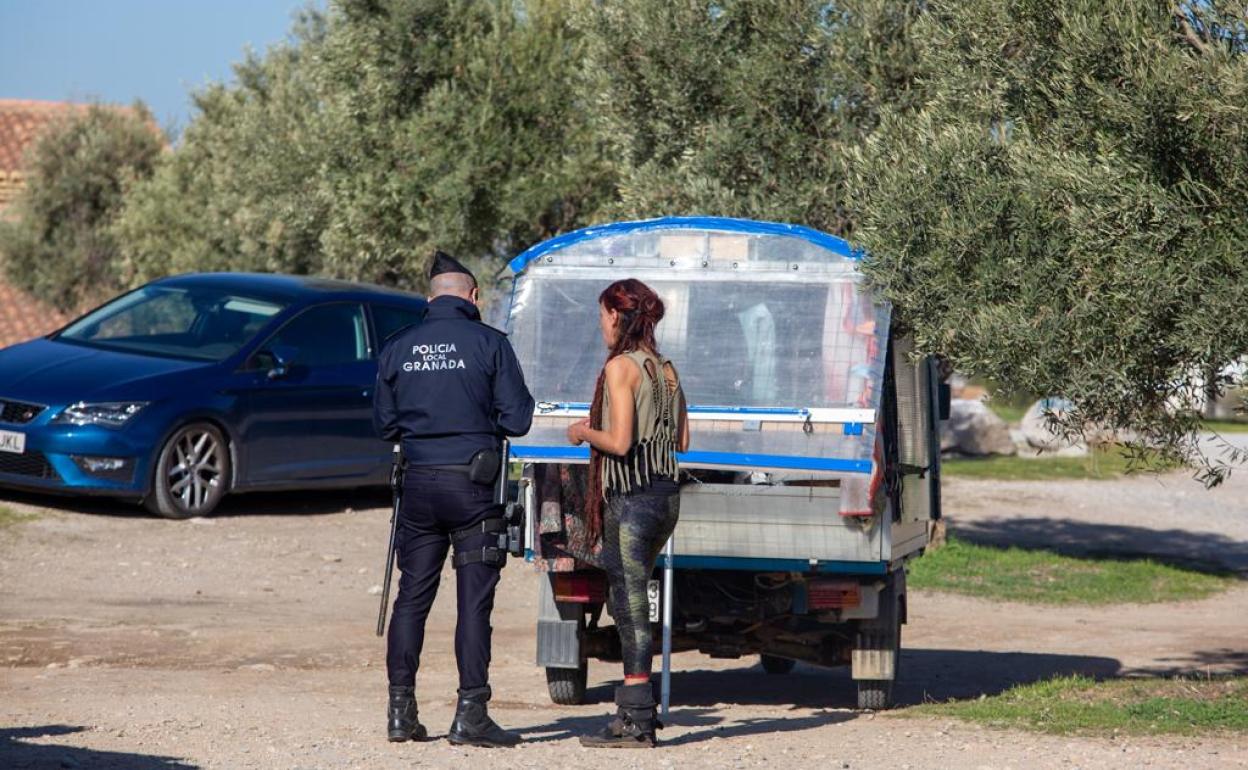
[0,170,24,212]
[0,100,162,214]
[0,277,69,350]
[0,99,91,174]
[0,102,89,341]
[0,100,163,345]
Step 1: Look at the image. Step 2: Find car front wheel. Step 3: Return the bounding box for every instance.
[144,422,230,519]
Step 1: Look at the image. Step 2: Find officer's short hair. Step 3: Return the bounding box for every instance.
[430,272,477,297]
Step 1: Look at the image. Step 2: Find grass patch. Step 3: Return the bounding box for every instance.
[0,505,35,528]
[909,536,1232,605]
[987,402,1028,425]
[1204,419,1248,434]
[911,675,1248,736]
[942,446,1179,481]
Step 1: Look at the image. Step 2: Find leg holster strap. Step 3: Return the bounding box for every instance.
[451,517,507,569]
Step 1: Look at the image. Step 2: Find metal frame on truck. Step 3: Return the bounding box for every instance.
[499,217,946,710]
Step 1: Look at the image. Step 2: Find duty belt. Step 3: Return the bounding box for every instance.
[418,464,473,475]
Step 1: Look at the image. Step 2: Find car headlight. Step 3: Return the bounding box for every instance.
[53,402,149,428]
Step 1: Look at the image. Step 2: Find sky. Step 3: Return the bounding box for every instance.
[0,1,320,136]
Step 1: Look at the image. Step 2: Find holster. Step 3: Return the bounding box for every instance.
[467,447,501,486]
[451,517,508,569]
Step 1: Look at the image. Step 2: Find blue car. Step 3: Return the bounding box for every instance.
[0,273,426,518]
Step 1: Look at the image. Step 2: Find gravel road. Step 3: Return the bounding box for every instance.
[2,466,1245,769]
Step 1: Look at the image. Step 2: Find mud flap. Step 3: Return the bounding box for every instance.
[537,619,581,668]
[851,646,897,680]
[851,570,902,681]
[536,573,581,668]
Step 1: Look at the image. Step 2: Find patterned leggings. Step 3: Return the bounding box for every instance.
[599,485,680,677]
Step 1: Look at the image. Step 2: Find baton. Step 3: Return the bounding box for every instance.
[376,444,403,637]
[494,438,510,506]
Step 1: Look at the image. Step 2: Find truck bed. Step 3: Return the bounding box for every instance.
[674,482,896,568]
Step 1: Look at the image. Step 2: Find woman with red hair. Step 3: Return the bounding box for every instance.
[566,278,690,748]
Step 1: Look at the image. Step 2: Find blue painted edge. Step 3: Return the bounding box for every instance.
[540,402,811,416]
[508,216,864,274]
[792,581,809,614]
[660,554,889,575]
[509,444,873,474]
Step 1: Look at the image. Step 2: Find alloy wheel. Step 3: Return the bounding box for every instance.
[166,427,224,513]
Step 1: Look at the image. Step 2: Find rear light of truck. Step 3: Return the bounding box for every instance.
[553,571,607,603]
[808,580,861,610]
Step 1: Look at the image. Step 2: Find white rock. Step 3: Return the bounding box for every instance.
[941,399,1017,456]
[1020,398,1088,454]
[367,585,383,595]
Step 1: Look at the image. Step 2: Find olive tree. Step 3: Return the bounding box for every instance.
[845,0,1248,482]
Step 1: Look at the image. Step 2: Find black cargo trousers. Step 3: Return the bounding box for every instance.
[386,466,502,693]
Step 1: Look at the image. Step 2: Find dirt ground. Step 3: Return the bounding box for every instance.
[2,464,1247,769]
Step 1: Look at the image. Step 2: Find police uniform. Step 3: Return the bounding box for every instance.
[373,252,533,747]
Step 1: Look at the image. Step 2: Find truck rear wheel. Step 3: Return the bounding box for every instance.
[546,660,587,705]
[545,604,588,705]
[856,667,896,710]
[855,574,902,710]
[760,654,796,674]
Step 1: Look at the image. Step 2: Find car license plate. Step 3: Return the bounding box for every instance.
[647,579,661,623]
[0,429,25,454]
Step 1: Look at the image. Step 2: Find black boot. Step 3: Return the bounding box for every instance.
[387,685,428,742]
[447,686,521,748]
[579,683,658,748]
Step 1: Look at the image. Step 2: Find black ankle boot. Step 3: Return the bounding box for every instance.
[447,686,521,748]
[387,685,428,742]
[579,683,658,748]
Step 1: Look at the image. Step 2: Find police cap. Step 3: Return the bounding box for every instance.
[429,250,476,285]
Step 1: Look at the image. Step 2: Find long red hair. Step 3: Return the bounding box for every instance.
[585,279,665,543]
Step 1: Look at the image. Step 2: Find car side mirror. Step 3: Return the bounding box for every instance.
[265,345,299,380]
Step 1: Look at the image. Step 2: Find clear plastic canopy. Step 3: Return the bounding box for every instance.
[502,218,890,475]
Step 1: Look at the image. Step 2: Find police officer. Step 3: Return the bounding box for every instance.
[373,251,534,748]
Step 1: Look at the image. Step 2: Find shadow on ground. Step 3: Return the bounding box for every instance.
[580,647,1122,710]
[0,725,196,769]
[486,645,1248,745]
[951,516,1248,576]
[517,707,856,746]
[0,486,389,520]
[1130,648,1248,677]
[521,648,1122,743]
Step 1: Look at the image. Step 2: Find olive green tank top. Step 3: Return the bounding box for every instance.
[600,350,683,496]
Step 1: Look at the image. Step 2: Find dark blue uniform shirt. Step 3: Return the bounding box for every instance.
[373,295,534,466]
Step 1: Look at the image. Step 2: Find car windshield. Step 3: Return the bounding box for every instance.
[57,285,287,362]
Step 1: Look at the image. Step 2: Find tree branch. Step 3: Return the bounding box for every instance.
[1172,4,1212,55]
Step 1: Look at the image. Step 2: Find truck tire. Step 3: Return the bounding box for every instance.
[855,574,902,710]
[546,660,587,705]
[760,654,796,674]
[546,602,588,705]
[856,673,895,711]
